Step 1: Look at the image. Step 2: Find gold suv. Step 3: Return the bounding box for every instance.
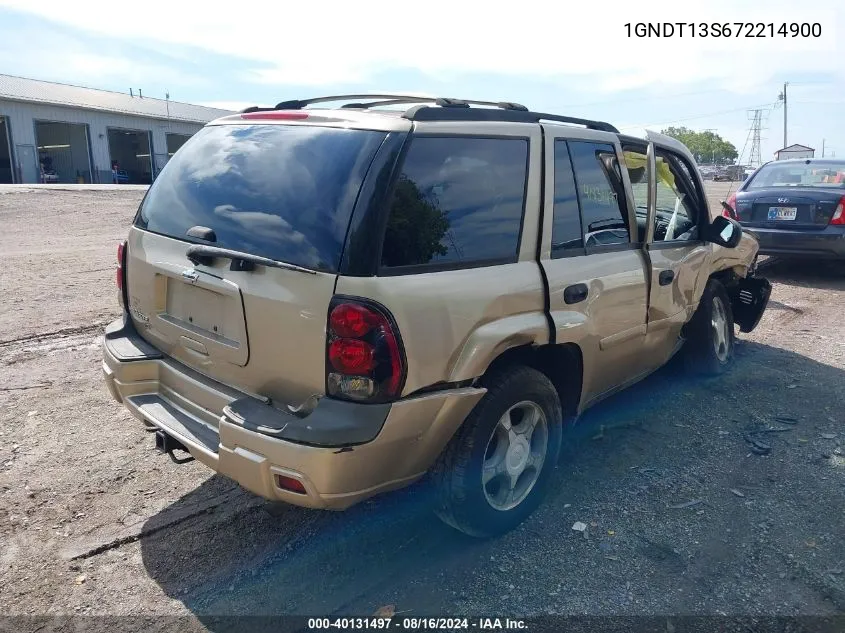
[102,95,771,537]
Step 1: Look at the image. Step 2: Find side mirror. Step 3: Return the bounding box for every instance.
[706,216,743,249]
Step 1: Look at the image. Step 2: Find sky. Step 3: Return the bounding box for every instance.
[0,0,843,163]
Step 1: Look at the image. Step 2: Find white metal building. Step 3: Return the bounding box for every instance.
[774,144,815,161]
[0,74,234,184]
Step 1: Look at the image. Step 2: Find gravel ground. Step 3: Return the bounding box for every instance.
[0,185,843,631]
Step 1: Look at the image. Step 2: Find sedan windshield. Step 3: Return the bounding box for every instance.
[746,161,845,189]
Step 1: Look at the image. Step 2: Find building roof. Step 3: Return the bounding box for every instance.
[775,144,815,153]
[0,74,234,124]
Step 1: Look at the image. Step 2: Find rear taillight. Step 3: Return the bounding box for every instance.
[722,193,738,219]
[830,196,845,225]
[116,240,127,308]
[326,298,405,402]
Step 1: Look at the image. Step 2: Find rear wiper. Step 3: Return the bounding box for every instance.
[185,244,317,275]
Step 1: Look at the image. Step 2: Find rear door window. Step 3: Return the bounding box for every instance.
[135,124,387,273]
[552,140,584,256]
[380,136,529,270]
[567,141,631,247]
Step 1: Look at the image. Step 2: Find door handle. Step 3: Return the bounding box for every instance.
[658,269,675,286]
[564,283,589,304]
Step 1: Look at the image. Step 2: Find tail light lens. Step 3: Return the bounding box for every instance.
[722,193,738,219]
[830,196,845,225]
[329,339,375,374]
[116,240,127,308]
[326,298,406,402]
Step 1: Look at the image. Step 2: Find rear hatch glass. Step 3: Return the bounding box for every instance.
[135,123,387,272]
[127,123,387,406]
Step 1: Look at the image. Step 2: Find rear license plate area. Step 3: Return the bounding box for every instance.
[166,281,225,334]
[767,206,797,221]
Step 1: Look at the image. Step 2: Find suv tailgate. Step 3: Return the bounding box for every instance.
[125,121,389,405]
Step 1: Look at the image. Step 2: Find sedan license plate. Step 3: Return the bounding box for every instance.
[768,206,797,221]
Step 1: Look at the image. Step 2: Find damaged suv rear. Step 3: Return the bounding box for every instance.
[103,95,770,537]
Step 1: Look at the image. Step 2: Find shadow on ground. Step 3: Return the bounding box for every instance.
[140,313,845,627]
[758,256,845,291]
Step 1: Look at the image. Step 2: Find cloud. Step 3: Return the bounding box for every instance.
[1,0,841,90]
[0,20,204,88]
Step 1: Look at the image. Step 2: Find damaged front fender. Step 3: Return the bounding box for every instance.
[728,274,772,333]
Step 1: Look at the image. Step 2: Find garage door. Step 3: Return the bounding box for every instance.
[34,121,93,184]
[107,128,154,184]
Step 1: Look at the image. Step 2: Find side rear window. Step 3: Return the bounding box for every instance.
[380,136,529,270]
[568,141,630,247]
[552,140,583,256]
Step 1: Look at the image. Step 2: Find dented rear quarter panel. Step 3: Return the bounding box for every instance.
[335,263,549,396]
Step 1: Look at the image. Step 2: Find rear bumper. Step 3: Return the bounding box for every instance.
[102,316,485,510]
[748,225,845,258]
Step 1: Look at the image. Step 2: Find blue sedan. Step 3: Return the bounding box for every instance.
[724,159,845,260]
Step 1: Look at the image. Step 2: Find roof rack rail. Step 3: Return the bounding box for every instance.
[235,94,527,112]
[276,94,528,111]
[235,94,615,133]
[403,105,619,133]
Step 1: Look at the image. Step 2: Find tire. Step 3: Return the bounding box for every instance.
[683,279,735,376]
[431,366,563,538]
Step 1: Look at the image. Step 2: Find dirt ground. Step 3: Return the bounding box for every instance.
[1,185,843,631]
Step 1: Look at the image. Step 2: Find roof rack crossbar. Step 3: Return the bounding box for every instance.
[237,95,614,133]
[272,94,436,110]
[259,94,528,112]
[339,97,528,112]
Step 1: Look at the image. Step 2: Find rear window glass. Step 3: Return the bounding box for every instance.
[380,136,528,269]
[136,124,386,272]
[567,141,630,247]
[746,161,845,189]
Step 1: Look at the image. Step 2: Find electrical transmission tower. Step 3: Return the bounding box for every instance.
[748,109,764,168]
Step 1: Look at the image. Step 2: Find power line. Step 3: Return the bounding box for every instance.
[618,101,778,130]
[560,88,732,109]
[790,100,845,105]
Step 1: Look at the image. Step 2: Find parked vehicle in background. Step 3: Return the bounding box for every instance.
[39,156,58,183]
[724,158,845,260]
[102,94,771,537]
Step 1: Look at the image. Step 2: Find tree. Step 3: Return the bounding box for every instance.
[380,176,450,267]
[660,127,739,165]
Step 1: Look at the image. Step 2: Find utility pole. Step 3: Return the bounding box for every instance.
[822,139,825,158]
[748,109,763,168]
[777,82,789,148]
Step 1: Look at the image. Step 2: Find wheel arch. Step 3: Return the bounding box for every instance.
[481,342,583,420]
